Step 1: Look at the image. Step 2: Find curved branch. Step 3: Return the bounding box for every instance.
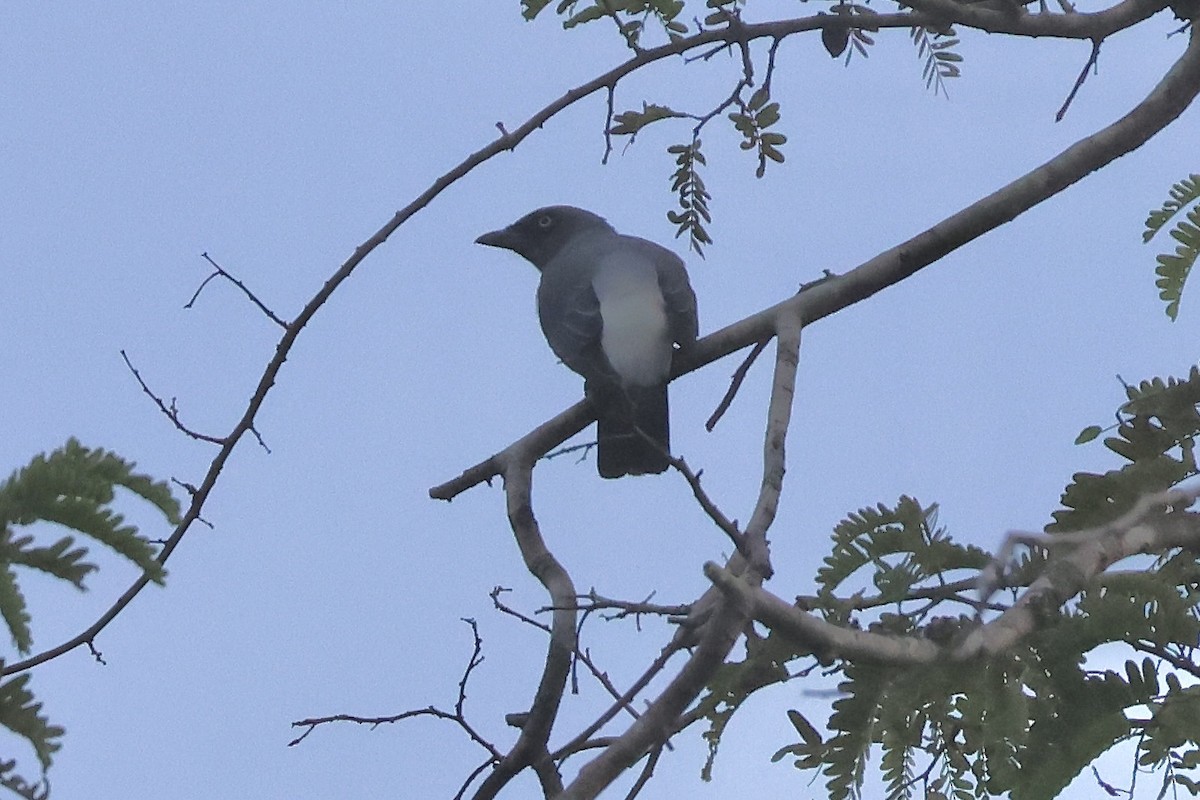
[902,0,1165,36]
[471,459,577,800]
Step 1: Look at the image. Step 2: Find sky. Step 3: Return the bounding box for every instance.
[1,2,1198,799]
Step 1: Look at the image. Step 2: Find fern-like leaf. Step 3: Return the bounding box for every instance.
[911,26,962,98]
[1052,368,1200,533]
[696,628,796,780]
[1144,174,1200,320]
[0,440,180,653]
[666,138,713,256]
[1143,173,1200,242]
[817,496,989,601]
[0,757,48,800]
[0,674,62,773]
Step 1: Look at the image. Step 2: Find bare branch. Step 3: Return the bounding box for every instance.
[704,487,1200,666]
[550,641,683,763]
[667,455,747,556]
[902,0,1164,36]
[120,350,227,445]
[1056,37,1104,121]
[541,590,691,624]
[705,338,768,431]
[470,461,577,800]
[495,588,654,741]
[287,619,501,760]
[187,252,289,329]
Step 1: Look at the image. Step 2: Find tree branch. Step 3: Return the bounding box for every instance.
[704,486,1200,665]
[470,460,577,800]
[431,21,1200,503]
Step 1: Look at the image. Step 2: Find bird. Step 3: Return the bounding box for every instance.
[475,205,699,478]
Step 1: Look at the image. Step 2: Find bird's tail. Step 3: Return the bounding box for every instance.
[592,383,670,479]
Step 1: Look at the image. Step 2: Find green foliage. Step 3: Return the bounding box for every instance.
[911,26,962,97]
[608,102,687,138]
[527,0,688,39]
[744,373,1200,798]
[0,439,179,653]
[768,625,1192,800]
[1143,173,1200,320]
[695,627,797,780]
[666,138,713,255]
[727,87,787,178]
[0,756,48,800]
[0,675,61,774]
[0,440,179,796]
[702,0,746,28]
[1054,367,1200,533]
[816,496,991,603]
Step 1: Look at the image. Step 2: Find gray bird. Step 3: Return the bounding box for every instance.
[476,206,699,478]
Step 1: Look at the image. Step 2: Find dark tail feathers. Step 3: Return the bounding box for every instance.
[592,383,670,479]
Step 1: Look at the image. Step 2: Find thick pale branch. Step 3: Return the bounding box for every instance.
[556,311,807,798]
[740,313,802,578]
[558,602,747,800]
[471,463,577,800]
[704,487,1200,665]
[957,488,1200,658]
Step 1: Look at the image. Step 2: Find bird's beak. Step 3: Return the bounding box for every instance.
[475,227,516,250]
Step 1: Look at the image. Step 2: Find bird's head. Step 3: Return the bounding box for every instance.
[475,205,613,269]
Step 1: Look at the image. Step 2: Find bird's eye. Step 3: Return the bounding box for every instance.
[536,214,554,229]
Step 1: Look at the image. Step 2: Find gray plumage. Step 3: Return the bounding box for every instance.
[476,206,698,478]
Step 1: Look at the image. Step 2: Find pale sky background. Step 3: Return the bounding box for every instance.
[1,3,1197,799]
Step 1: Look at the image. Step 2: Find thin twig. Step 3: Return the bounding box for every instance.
[550,641,684,763]
[667,455,749,558]
[287,618,501,759]
[540,590,691,625]
[706,338,769,431]
[493,588,647,729]
[188,252,289,329]
[1056,37,1103,122]
[602,84,616,165]
[120,350,227,445]
[454,759,498,800]
[623,745,664,800]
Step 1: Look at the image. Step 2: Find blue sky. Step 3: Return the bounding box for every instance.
[1,3,1197,798]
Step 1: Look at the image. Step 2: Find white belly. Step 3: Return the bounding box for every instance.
[599,289,670,386]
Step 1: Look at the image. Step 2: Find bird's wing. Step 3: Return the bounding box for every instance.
[537,259,610,381]
[632,237,698,346]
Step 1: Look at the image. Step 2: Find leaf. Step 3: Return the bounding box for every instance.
[0,439,180,652]
[0,674,63,772]
[1150,202,1200,320]
[1075,425,1103,444]
[666,138,713,256]
[788,709,823,745]
[911,26,963,97]
[609,103,686,136]
[1144,174,1200,243]
[521,0,554,20]
[563,5,606,28]
[822,17,850,58]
